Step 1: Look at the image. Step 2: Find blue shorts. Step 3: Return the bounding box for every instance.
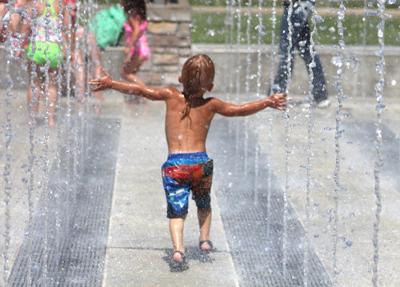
[161,152,213,218]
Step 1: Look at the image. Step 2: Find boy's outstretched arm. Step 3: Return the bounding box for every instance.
[212,93,287,117]
[90,73,170,101]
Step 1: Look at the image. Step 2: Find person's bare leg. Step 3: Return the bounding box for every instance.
[90,33,105,110]
[121,57,146,103]
[74,48,86,102]
[169,217,186,262]
[29,77,41,114]
[198,208,212,251]
[27,66,40,114]
[124,73,145,86]
[47,72,57,127]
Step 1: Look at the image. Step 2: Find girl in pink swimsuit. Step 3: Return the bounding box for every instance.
[121,0,150,90]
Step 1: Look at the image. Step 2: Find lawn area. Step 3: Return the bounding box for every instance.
[189,0,399,9]
[192,12,400,45]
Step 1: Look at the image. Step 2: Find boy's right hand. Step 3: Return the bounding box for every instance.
[269,93,287,111]
[89,70,113,92]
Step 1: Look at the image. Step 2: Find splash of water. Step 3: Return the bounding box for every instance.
[332,0,347,284]
[372,1,385,286]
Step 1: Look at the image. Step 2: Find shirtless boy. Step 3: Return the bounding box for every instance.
[90,54,287,269]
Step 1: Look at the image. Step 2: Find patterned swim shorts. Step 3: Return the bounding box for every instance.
[161,152,213,218]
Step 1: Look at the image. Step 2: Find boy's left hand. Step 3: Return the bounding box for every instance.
[89,69,113,92]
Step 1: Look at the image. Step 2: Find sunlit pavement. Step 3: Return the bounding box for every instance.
[0,90,399,286]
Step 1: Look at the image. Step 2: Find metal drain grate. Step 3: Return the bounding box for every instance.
[8,116,120,287]
[209,119,332,287]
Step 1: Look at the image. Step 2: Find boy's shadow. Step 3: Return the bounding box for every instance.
[162,246,216,273]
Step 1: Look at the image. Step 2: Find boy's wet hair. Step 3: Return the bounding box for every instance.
[121,0,146,20]
[181,54,215,120]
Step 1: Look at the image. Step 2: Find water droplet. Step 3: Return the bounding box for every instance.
[207,30,215,37]
[331,56,342,67]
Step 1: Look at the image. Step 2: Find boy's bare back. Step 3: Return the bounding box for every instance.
[162,87,215,153]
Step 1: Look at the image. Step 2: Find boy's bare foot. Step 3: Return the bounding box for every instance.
[172,250,185,263]
[199,240,213,252]
[171,251,188,271]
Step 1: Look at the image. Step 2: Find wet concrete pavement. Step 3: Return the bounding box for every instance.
[0,90,399,286]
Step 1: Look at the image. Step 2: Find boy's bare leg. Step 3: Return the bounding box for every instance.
[198,208,212,251]
[169,217,186,262]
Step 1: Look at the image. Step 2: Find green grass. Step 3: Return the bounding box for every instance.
[189,0,399,9]
[192,12,400,45]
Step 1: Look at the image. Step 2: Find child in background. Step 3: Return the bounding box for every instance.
[0,0,9,43]
[74,4,127,112]
[90,54,287,270]
[0,0,23,44]
[20,0,68,127]
[120,0,150,102]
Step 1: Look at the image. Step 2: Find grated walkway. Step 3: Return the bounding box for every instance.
[8,115,120,286]
[209,118,332,286]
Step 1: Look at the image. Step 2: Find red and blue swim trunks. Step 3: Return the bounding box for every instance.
[161,152,213,218]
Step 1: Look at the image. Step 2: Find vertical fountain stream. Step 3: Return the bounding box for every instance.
[372,1,385,285]
[243,0,252,176]
[266,0,277,239]
[2,3,14,282]
[282,0,294,277]
[234,0,241,159]
[303,2,318,286]
[332,0,346,284]
[26,0,39,283]
[253,0,263,205]
[53,0,64,264]
[42,1,54,282]
[227,0,234,135]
